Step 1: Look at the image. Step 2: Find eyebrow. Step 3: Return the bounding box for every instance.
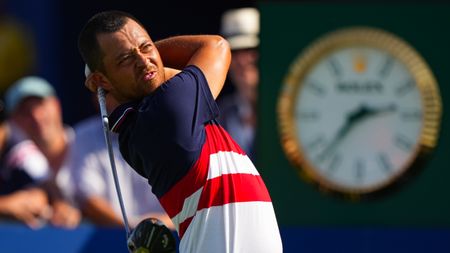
[113,38,152,62]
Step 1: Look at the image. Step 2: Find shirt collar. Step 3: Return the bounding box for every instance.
[108,101,139,133]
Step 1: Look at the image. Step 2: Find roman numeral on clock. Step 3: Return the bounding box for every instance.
[394,134,415,152]
[328,58,342,77]
[377,152,392,173]
[354,158,365,182]
[379,55,394,78]
[306,80,326,96]
[395,79,415,96]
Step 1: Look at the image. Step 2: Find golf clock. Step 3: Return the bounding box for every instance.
[278,27,442,198]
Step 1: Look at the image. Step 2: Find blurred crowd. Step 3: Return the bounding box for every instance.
[0,5,260,231]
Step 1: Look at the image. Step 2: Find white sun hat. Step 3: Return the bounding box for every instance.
[220,7,260,50]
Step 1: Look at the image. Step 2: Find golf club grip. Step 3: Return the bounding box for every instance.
[97,87,108,119]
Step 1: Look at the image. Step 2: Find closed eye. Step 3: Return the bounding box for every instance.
[118,54,132,65]
[140,43,152,53]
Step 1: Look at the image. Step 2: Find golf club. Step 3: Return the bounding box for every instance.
[97,86,132,238]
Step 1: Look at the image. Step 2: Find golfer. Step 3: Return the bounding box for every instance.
[78,10,282,253]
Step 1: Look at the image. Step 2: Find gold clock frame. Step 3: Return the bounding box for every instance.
[277,26,442,198]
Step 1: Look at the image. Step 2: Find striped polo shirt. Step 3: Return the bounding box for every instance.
[109,65,282,253]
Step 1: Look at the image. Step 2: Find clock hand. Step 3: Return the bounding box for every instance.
[352,103,396,120]
[370,104,397,116]
[318,103,396,161]
[317,105,364,162]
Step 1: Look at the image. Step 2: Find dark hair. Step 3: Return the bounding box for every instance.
[0,99,5,124]
[77,10,144,72]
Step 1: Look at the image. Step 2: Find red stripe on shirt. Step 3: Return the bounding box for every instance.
[159,123,245,217]
[204,123,246,155]
[159,142,210,217]
[177,173,272,238]
[197,173,272,211]
[178,216,194,239]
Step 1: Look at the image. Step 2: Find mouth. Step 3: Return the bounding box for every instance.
[142,71,156,82]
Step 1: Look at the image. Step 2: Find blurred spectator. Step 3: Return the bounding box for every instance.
[0,99,52,228]
[0,187,49,228]
[71,110,173,228]
[218,7,260,161]
[5,76,81,228]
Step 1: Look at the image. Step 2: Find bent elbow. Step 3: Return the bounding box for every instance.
[215,35,231,52]
[213,35,231,67]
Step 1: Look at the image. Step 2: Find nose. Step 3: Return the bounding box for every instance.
[28,106,46,124]
[135,51,150,69]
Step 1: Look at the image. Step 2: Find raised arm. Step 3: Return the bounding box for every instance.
[156,35,231,99]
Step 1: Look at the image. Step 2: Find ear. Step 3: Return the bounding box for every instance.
[85,72,112,93]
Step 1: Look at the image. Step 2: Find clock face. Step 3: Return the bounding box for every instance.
[298,46,422,191]
[278,27,441,196]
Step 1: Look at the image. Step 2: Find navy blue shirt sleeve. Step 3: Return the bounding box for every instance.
[148,65,219,150]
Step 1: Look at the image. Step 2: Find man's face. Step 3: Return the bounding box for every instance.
[12,96,62,146]
[229,48,259,91]
[97,18,165,103]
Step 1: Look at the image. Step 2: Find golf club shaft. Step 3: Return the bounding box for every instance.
[97,87,131,238]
